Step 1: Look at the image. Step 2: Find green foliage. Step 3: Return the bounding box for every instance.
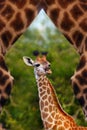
[1,26,87,130]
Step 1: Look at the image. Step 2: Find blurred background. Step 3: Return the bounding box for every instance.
[0,9,87,130]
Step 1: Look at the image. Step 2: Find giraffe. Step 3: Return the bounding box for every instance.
[43,0,87,119]
[0,0,87,119]
[71,52,87,120]
[23,53,87,130]
[45,0,87,54]
[0,0,41,55]
[0,54,13,130]
[1,0,87,55]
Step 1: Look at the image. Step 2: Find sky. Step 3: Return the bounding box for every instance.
[29,9,57,31]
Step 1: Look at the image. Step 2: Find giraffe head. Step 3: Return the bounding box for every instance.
[23,51,52,79]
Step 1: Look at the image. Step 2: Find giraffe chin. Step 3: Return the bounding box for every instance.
[46,70,52,74]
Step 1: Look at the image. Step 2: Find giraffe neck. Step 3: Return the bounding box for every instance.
[71,52,87,120]
[45,0,87,54]
[36,75,76,129]
[0,54,13,111]
[0,0,41,55]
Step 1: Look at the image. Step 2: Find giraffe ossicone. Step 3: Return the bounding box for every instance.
[23,54,87,130]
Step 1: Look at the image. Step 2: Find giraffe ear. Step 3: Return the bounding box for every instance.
[23,56,34,66]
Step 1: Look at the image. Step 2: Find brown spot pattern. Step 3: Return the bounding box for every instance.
[5,82,12,95]
[25,8,35,26]
[64,122,69,128]
[79,0,87,3]
[57,0,74,8]
[0,70,3,77]
[83,88,87,94]
[80,3,87,11]
[1,5,14,20]
[0,0,6,2]
[9,0,27,9]
[46,0,55,5]
[82,69,87,78]
[58,126,65,130]
[0,75,9,85]
[85,37,87,51]
[57,120,62,125]
[72,82,80,95]
[45,100,48,106]
[79,18,87,32]
[0,57,13,110]
[76,55,86,71]
[70,5,83,20]
[42,95,47,100]
[44,121,52,129]
[47,88,50,94]
[61,12,74,31]
[78,96,85,106]
[29,0,40,5]
[51,112,55,118]
[1,31,12,47]
[0,96,7,107]
[50,8,60,26]
[39,82,43,86]
[0,19,5,30]
[10,13,24,31]
[44,107,48,112]
[47,116,53,123]
[0,0,6,12]
[49,105,52,112]
[42,112,48,119]
[40,100,44,109]
[76,74,87,85]
[72,30,83,47]
[40,91,45,96]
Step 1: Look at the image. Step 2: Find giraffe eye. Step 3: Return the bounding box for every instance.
[35,64,40,67]
[49,64,51,67]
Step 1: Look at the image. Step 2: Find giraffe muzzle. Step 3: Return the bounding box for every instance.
[45,68,52,74]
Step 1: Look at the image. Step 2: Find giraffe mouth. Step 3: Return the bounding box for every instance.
[45,68,52,74]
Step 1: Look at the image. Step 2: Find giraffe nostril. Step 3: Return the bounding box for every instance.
[45,68,49,71]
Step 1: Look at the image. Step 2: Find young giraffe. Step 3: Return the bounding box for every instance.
[23,53,87,130]
[0,0,87,119]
